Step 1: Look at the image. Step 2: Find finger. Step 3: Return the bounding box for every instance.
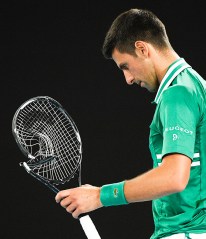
[72,208,81,219]
[66,204,76,214]
[55,189,71,203]
[60,197,72,208]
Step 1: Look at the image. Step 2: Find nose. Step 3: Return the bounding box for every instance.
[123,71,134,85]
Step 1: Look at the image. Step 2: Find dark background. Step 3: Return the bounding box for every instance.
[1,1,206,238]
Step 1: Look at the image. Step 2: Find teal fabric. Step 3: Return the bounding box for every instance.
[149,59,206,239]
[100,181,128,206]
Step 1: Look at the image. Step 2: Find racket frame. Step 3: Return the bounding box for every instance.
[12,96,101,239]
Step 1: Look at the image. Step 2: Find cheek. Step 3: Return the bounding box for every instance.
[133,67,147,79]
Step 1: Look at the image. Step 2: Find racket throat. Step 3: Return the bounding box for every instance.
[20,161,59,193]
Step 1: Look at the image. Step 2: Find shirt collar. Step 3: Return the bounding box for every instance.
[153,58,191,104]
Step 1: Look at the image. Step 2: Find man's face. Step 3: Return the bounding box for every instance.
[112,48,159,92]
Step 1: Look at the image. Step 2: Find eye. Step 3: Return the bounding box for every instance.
[120,63,128,71]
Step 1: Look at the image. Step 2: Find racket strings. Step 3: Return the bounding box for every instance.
[14,97,82,183]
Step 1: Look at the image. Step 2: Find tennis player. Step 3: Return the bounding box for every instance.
[55,8,206,239]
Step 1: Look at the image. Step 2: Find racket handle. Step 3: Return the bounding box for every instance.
[79,215,101,239]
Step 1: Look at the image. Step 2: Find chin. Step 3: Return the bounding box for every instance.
[147,85,158,93]
[148,88,157,93]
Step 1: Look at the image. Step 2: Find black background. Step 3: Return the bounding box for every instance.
[1,1,206,238]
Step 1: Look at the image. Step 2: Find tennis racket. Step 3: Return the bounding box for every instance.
[12,96,101,239]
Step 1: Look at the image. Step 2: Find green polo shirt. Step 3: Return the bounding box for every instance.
[149,58,206,239]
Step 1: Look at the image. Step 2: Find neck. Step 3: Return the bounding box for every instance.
[157,51,180,84]
[151,47,180,84]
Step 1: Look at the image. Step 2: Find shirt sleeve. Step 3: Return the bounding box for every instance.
[159,85,200,160]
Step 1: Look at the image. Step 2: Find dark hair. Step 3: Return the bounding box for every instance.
[102,8,171,59]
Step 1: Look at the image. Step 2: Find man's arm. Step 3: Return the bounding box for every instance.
[124,154,191,202]
[55,154,191,218]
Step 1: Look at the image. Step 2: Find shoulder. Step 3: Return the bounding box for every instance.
[161,85,195,104]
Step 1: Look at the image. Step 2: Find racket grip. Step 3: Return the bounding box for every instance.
[79,215,101,239]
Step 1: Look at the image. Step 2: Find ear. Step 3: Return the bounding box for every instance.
[134,41,149,58]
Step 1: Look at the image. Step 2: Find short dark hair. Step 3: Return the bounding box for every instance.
[102,8,171,59]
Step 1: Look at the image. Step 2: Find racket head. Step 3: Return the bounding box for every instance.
[12,96,82,185]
